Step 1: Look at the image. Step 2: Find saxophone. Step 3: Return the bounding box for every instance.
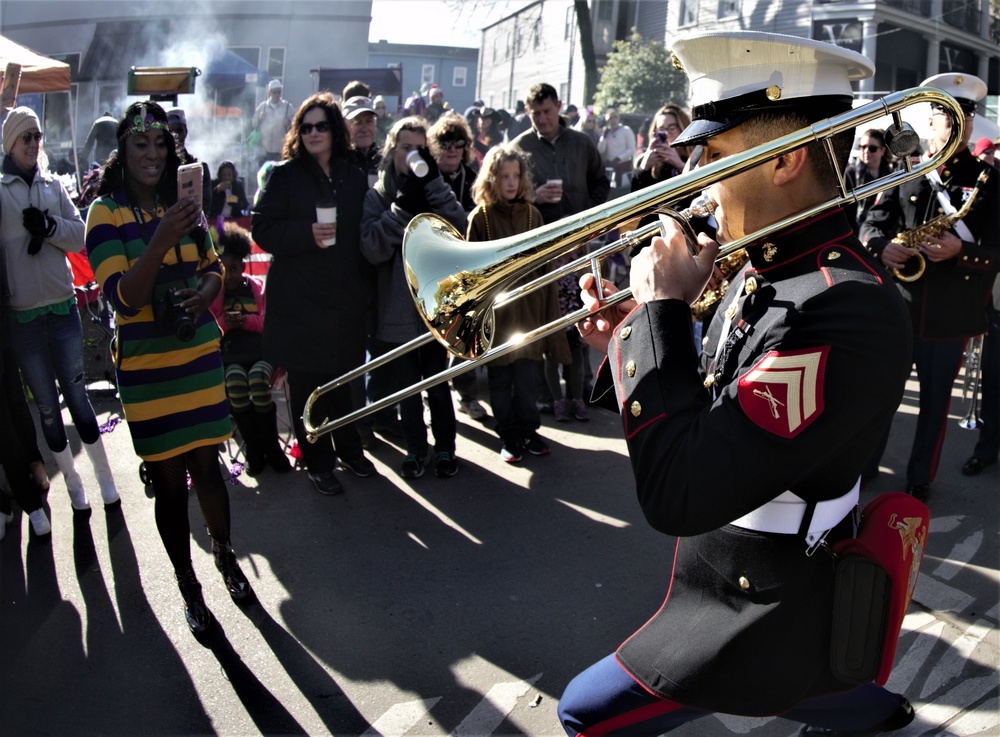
[890,168,991,282]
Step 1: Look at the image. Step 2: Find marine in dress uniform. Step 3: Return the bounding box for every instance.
[860,73,999,502]
[558,31,917,736]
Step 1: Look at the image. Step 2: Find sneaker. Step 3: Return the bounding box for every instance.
[308,469,344,495]
[29,509,51,536]
[340,454,377,478]
[176,569,213,634]
[500,443,524,463]
[458,399,488,420]
[553,399,570,422]
[572,399,590,421]
[400,454,426,479]
[524,433,550,456]
[434,451,458,478]
[213,543,252,601]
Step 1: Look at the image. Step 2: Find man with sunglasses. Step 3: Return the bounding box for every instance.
[861,73,1000,501]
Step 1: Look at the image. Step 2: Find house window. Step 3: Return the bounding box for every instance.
[718,0,739,19]
[453,66,467,87]
[421,64,435,85]
[596,0,613,21]
[266,47,285,82]
[679,0,698,26]
[559,83,569,102]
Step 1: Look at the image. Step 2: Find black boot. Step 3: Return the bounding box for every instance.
[232,408,267,476]
[259,404,292,473]
[213,540,252,601]
[176,568,212,634]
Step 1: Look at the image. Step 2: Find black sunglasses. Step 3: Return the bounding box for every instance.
[865,144,882,153]
[300,121,331,135]
[439,140,466,150]
[20,131,43,144]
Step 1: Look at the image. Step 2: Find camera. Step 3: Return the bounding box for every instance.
[153,290,197,342]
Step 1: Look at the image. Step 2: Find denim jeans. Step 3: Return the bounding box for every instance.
[6,307,100,451]
[392,341,455,457]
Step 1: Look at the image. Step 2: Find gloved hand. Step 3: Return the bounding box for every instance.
[413,146,439,182]
[23,207,55,255]
[395,173,429,216]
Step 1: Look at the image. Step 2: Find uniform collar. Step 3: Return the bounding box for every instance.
[741,208,856,275]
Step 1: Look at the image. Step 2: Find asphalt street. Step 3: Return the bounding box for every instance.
[0,361,997,737]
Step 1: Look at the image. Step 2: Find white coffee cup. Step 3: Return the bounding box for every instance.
[316,204,337,247]
[406,150,429,178]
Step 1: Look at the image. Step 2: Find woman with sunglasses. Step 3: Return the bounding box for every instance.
[252,92,375,496]
[86,101,250,635]
[843,129,893,234]
[0,106,121,519]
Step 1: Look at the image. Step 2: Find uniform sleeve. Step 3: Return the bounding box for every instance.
[85,198,140,318]
[612,282,908,537]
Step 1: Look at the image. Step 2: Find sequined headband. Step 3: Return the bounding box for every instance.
[118,105,170,141]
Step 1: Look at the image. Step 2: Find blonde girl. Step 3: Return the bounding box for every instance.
[467,146,569,463]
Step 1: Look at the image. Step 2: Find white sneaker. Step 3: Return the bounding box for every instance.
[29,509,51,536]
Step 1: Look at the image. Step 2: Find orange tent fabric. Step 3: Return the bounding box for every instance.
[0,34,70,94]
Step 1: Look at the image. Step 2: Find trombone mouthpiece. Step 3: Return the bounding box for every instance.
[683,193,715,220]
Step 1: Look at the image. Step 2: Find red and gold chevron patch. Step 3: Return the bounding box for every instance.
[737,347,829,438]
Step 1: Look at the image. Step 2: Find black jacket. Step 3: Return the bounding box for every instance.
[861,147,998,339]
[208,177,250,218]
[251,156,373,373]
[595,209,912,714]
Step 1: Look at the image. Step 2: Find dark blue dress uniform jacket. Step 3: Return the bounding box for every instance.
[860,148,998,340]
[592,209,912,716]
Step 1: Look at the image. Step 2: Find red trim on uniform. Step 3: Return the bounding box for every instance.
[816,245,886,286]
[618,539,681,654]
[577,697,688,737]
[820,266,835,287]
[623,412,666,439]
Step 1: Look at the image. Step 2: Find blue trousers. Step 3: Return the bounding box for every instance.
[6,307,100,451]
[907,337,965,485]
[558,654,903,736]
[971,305,999,462]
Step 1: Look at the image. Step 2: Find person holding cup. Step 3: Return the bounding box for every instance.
[252,92,376,496]
[361,117,467,480]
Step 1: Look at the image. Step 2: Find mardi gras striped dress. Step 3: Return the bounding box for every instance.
[86,192,231,461]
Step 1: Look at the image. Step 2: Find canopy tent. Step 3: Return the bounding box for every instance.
[203,48,268,91]
[0,34,70,93]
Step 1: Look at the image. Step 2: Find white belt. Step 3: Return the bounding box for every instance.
[729,478,860,547]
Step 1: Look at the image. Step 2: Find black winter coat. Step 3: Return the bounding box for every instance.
[251,156,373,373]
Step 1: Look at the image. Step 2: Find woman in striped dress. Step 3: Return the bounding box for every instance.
[85,101,250,635]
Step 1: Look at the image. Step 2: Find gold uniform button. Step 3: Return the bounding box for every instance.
[827,250,841,261]
[620,325,632,340]
[909,195,918,203]
[739,576,751,590]
[725,303,738,320]
[630,401,642,417]
[745,276,758,295]
[626,360,636,378]
[942,170,950,178]
[965,275,970,281]
[765,85,781,101]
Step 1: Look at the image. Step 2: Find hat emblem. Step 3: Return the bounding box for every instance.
[955,75,964,85]
[766,85,782,101]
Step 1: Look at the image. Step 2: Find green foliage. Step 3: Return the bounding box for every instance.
[593,30,688,115]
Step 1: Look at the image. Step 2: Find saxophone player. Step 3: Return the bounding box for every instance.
[861,73,1000,502]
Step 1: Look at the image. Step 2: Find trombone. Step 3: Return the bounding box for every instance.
[304,87,966,441]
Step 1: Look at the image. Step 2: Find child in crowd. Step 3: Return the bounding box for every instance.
[466,146,570,462]
[545,261,590,422]
[209,222,291,476]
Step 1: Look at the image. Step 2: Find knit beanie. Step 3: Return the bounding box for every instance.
[2,106,41,155]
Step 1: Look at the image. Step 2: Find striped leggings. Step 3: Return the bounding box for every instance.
[225,360,274,412]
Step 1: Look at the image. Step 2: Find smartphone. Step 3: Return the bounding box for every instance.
[654,131,668,145]
[177,163,203,210]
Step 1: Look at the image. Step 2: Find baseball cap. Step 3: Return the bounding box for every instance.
[343,96,376,120]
